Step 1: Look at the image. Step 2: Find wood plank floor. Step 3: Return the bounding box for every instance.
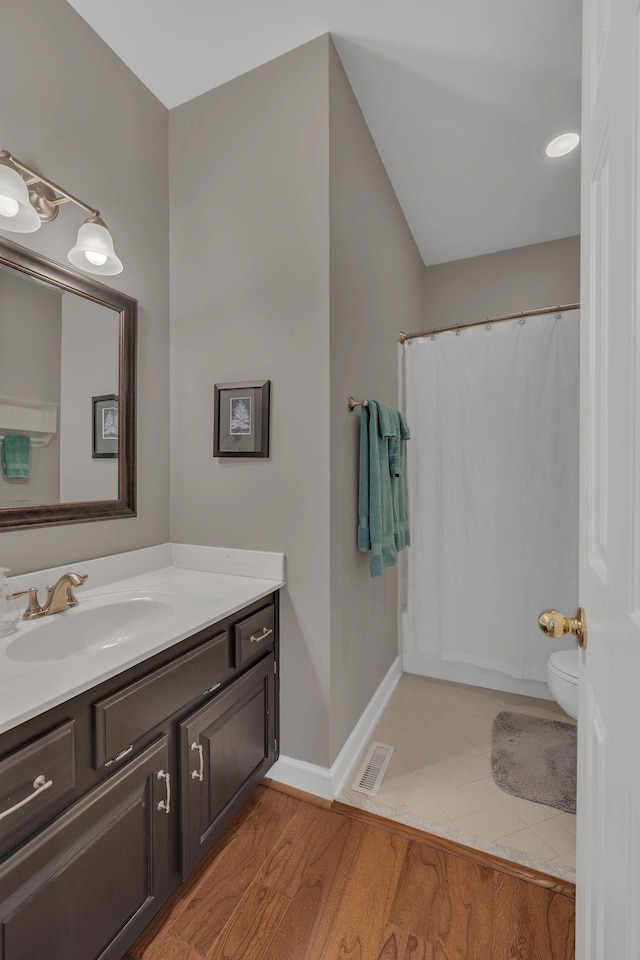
[125,786,575,960]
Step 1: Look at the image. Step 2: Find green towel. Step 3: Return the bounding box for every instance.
[358,401,410,578]
[392,411,411,551]
[2,435,31,478]
[358,406,371,553]
[377,403,411,553]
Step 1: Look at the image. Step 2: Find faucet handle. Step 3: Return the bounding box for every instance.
[8,587,44,620]
[65,573,88,608]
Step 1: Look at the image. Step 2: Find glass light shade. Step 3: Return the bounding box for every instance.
[0,196,19,218]
[545,132,580,158]
[85,250,108,266]
[0,164,41,233]
[67,218,123,276]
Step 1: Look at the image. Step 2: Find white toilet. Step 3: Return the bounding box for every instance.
[547,648,579,720]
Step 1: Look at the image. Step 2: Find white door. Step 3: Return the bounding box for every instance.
[578,0,640,955]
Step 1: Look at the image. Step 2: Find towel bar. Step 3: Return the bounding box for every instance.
[348,397,368,411]
[0,434,52,448]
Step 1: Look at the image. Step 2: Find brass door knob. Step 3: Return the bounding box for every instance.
[538,607,587,648]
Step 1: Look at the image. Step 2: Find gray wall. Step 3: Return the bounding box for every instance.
[0,271,61,506]
[423,236,580,330]
[328,42,424,760]
[169,38,333,766]
[169,36,425,768]
[0,0,169,573]
[59,297,119,503]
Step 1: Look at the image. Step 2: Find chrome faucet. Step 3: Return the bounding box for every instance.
[9,573,88,620]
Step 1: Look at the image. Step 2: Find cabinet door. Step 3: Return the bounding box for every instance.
[180,654,275,875]
[0,736,171,960]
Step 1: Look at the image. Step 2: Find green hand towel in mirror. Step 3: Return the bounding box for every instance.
[2,435,31,478]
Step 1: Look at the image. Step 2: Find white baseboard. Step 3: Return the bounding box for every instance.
[330,656,402,796]
[401,650,552,700]
[267,756,334,801]
[268,656,402,801]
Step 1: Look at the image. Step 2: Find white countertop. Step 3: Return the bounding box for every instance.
[0,544,284,735]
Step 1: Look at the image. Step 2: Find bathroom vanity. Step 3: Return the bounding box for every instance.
[0,546,283,960]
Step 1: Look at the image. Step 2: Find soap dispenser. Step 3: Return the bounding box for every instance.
[0,568,20,636]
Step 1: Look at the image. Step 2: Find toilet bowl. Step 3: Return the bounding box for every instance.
[547,648,579,720]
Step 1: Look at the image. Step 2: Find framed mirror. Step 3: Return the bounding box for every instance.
[0,236,136,530]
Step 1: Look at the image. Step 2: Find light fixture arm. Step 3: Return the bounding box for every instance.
[0,150,99,218]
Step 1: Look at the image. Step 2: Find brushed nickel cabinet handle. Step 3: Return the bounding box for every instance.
[104,744,134,767]
[191,742,204,781]
[0,775,53,822]
[250,627,273,643]
[157,770,171,814]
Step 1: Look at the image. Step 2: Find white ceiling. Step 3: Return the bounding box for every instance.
[66,0,582,266]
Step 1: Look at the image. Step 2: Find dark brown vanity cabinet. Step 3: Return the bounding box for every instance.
[180,653,276,874]
[0,736,171,960]
[0,591,279,960]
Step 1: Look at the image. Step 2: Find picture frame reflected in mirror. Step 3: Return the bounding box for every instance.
[92,394,118,459]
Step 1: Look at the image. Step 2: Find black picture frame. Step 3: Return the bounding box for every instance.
[92,394,119,459]
[214,380,270,458]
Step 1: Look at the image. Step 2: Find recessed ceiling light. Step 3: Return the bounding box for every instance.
[545,132,580,158]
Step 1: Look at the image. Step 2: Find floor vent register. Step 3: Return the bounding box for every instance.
[351,742,395,796]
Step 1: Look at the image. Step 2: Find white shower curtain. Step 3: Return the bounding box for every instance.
[404,312,579,682]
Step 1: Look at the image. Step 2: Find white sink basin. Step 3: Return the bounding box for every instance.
[5,593,182,662]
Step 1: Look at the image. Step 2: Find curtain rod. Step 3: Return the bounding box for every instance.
[399,302,580,344]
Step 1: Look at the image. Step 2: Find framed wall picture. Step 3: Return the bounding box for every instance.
[213,380,270,458]
[92,394,119,459]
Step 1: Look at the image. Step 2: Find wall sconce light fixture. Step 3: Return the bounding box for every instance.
[0,150,123,276]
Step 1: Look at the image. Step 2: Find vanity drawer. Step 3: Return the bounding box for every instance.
[94,631,231,767]
[233,604,275,669]
[0,720,76,839]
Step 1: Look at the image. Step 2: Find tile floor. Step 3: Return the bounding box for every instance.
[341,673,576,878]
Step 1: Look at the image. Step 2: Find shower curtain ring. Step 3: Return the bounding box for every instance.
[485,319,492,330]
[555,305,561,318]
[519,311,525,325]
[456,324,461,336]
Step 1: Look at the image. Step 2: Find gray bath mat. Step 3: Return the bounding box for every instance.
[491,711,577,813]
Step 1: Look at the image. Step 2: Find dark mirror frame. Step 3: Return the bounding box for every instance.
[0,236,136,531]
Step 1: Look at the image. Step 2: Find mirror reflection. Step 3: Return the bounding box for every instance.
[0,262,120,508]
[0,236,135,531]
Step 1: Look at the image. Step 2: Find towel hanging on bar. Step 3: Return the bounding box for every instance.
[357,400,410,578]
